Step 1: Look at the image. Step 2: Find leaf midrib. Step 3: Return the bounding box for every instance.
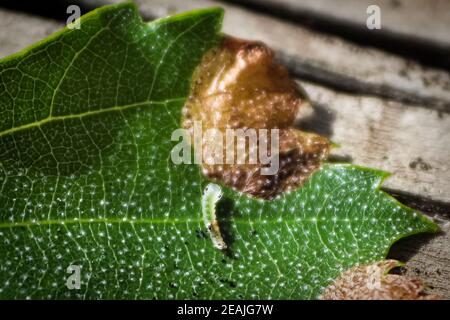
[0,216,355,229]
[0,97,185,138]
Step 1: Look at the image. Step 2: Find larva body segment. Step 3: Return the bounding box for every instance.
[202,183,227,250]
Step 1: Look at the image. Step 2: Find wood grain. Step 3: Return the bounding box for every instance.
[389,222,450,298]
[0,10,63,58]
[300,81,450,203]
[225,0,450,50]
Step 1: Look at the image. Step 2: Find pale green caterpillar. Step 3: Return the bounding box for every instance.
[202,183,227,250]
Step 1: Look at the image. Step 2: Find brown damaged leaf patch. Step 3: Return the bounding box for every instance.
[182,36,330,199]
[320,260,441,300]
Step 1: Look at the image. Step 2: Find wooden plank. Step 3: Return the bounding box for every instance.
[389,191,450,298]
[91,0,450,112]
[228,0,450,51]
[0,9,63,58]
[0,7,449,298]
[300,81,450,203]
[389,221,450,298]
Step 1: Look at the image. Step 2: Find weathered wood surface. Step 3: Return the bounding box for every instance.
[301,82,450,204]
[0,2,449,297]
[224,0,450,50]
[389,221,450,298]
[0,10,63,58]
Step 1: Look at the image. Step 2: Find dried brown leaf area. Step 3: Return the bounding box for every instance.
[182,36,330,198]
[321,260,441,300]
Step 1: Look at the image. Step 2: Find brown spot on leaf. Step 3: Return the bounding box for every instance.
[320,260,441,300]
[183,36,329,198]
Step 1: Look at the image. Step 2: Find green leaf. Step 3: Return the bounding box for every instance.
[0,3,437,299]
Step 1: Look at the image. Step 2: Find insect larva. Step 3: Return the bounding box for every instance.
[202,183,227,250]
